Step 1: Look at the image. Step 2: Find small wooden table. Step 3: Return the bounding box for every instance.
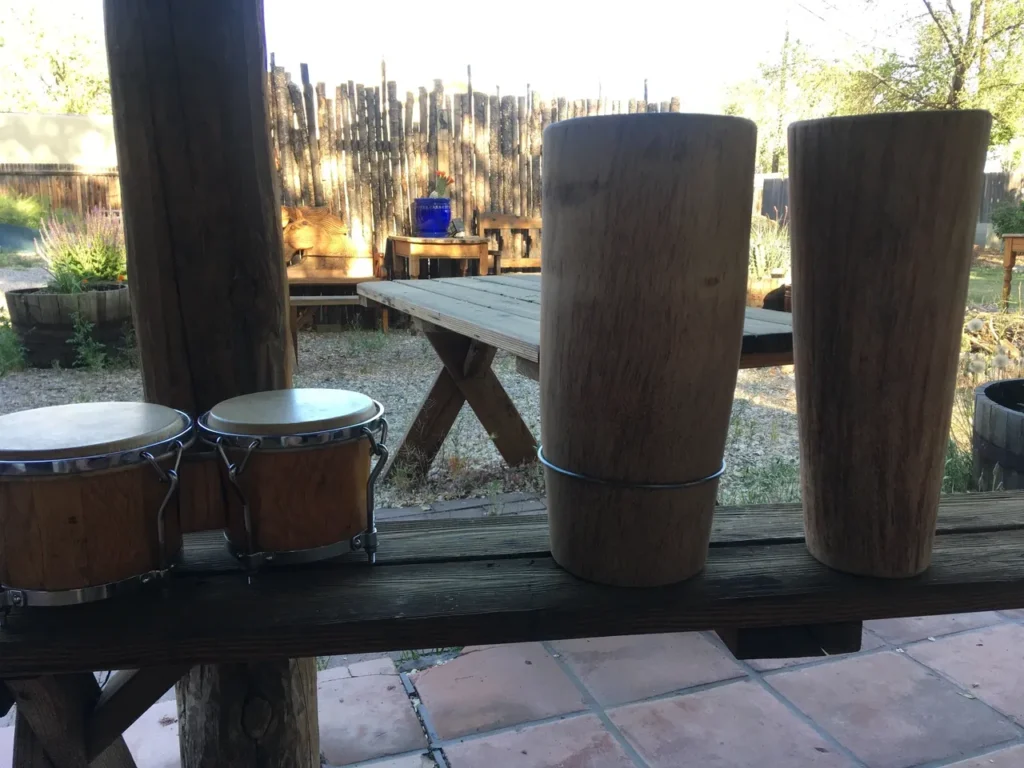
[389,235,489,278]
[1001,233,1024,311]
[358,274,795,480]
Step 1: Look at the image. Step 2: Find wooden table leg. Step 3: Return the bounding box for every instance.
[8,675,137,768]
[409,255,420,279]
[1003,238,1017,312]
[384,328,538,479]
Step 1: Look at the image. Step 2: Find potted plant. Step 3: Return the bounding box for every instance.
[413,172,455,237]
[4,209,131,367]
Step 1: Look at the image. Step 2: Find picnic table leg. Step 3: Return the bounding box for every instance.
[409,255,420,279]
[1003,238,1016,312]
[384,328,538,480]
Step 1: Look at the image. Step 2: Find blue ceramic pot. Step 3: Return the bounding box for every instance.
[413,197,452,237]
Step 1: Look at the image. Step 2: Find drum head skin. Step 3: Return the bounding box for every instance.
[205,389,378,436]
[0,402,188,461]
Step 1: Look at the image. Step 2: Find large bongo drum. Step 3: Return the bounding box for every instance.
[198,388,388,568]
[0,402,193,607]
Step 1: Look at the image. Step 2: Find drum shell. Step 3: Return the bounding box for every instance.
[0,458,183,591]
[223,439,370,554]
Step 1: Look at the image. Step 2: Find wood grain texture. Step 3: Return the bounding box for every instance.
[87,667,191,760]
[224,440,369,553]
[540,114,757,586]
[0,461,182,591]
[789,111,991,578]
[103,1,315,764]
[177,660,318,768]
[8,675,137,768]
[3,494,1024,676]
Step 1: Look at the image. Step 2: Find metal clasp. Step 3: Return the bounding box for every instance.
[214,438,261,573]
[141,439,185,573]
[351,419,389,564]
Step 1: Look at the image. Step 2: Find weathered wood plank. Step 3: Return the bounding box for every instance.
[2,495,1024,676]
[87,667,191,761]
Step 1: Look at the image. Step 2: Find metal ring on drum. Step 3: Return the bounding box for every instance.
[0,402,195,612]
[196,388,388,571]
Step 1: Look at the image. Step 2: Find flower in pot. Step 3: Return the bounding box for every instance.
[413,172,455,237]
[4,209,132,367]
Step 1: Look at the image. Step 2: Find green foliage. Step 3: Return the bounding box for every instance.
[992,200,1024,237]
[36,210,126,293]
[748,214,790,277]
[0,7,111,114]
[67,312,107,370]
[0,193,49,229]
[718,457,801,506]
[0,308,25,377]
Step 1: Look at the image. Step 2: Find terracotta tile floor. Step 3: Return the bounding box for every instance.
[6,610,1024,768]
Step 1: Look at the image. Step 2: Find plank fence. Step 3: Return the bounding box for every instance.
[268,61,681,257]
[0,164,121,218]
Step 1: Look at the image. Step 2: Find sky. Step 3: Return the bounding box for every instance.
[262,0,923,110]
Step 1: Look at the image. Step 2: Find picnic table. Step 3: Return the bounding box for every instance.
[358,274,794,478]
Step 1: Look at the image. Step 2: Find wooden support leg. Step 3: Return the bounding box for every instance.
[715,622,863,660]
[1003,239,1016,312]
[409,255,420,279]
[384,328,537,479]
[176,660,318,767]
[8,675,136,768]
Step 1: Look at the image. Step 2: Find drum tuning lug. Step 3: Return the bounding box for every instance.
[350,533,363,551]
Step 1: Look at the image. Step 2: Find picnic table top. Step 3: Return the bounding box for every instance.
[0,492,1021,677]
[358,274,793,365]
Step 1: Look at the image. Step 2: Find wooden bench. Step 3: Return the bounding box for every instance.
[475,211,543,273]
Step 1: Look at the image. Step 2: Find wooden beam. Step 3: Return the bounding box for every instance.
[86,667,191,760]
[103,0,315,765]
[715,623,863,660]
[8,675,136,768]
[3,494,1024,675]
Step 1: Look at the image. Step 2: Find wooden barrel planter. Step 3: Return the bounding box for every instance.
[4,284,131,368]
[973,379,1024,491]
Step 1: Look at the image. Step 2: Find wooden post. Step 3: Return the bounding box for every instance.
[288,81,313,204]
[103,1,318,765]
[300,64,325,206]
[474,91,488,215]
[489,93,501,210]
[272,67,297,205]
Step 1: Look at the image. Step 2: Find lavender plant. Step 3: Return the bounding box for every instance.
[36,209,126,293]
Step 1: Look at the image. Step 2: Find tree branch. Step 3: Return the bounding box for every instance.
[922,0,961,62]
[983,20,1024,45]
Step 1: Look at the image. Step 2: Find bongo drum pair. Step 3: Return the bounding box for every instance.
[0,388,388,612]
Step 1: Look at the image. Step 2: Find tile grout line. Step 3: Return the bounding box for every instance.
[540,640,653,768]
[336,747,445,768]
[911,735,1024,768]
[897,651,1024,738]
[433,711,590,748]
[702,632,870,768]
[398,671,446,767]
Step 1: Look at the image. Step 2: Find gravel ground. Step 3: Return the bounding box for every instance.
[0,328,798,507]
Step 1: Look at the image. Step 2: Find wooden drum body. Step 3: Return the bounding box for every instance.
[0,402,193,606]
[198,389,388,568]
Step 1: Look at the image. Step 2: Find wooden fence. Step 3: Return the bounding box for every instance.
[0,164,121,217]
[759,171,1020,224]
[268,62,681,256]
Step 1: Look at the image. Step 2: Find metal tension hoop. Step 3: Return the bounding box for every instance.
[537,445,725,489]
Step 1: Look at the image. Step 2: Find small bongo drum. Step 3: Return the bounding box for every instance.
[0,402,193,608]
[197,389,388,568]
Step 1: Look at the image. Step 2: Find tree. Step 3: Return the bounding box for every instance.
[0,6,111,114]
[724,34,853,174]
[847,0,1024,145]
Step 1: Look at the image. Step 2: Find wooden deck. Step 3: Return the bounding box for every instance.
[1,493,1022,677]
[359,274,794,369]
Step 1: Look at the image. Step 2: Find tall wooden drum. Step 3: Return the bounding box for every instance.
[198,388,388,568]
[0,402,192,607]
[540,114,757,587]
[789,111,991,577]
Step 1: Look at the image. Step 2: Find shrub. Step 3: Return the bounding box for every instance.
[992,200,1024,238]
[36,209,127,293]
[68,312,108,370]
[0,193,49,229]
[749,211,790,277]
[0,308,25,376]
